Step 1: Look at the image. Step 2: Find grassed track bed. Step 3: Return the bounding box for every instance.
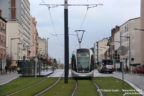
[40,78,75,96]
[75,80,99,96]
[0,77,45,96]
[94,77,142,96]
[0,77,142,96]
[12,78,57,96]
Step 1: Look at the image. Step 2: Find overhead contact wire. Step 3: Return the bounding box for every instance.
[47,7,58,36]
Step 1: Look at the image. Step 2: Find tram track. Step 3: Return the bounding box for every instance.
[6,72,54,96]
[91,80,103,96]
[72,79,78,96]
[34,74,63,96]
[72,79,103,96]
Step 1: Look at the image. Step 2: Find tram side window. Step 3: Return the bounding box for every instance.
[90,55,94,71]
[72,56,77,71]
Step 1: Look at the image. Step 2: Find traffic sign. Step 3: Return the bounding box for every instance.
[117,46,128,56]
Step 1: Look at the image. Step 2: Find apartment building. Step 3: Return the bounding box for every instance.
[108,26,120,61]
[37,37,47,56]
[110,17,142,69]
[0,0,31,47]
[140,0,144,65]
[30,16,38,57]
[0,0,31,64]
[7,21,24,66]
[94,38,109,62]
[0,10,7,59]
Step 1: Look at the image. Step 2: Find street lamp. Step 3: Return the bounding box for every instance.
[108,41,120,71]
[120,36,131,71]
[47,38,50,58]
[46,38,50,71]
[109,36,130,89]
[120,34,130,89]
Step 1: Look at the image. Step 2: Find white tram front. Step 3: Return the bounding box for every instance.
[71,48,94,78]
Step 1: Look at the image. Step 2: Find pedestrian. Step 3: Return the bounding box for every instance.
[5,66,8,74]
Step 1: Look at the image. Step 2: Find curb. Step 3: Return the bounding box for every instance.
[0,74,20,85]
[20,72,54,77]
[113,76,144,96]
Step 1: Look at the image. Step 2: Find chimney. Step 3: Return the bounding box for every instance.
[11,0,16,20]
[0,10,1,17]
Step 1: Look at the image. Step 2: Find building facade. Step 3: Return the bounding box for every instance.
[0,0,31,65]
[108,26,120,61]
[7,21,24,66]
[111,17,142,70]
[30,16,38,57]
[141,0,144,65]
[0,10,7,59]
[0,0,31,47]
[94,38,109,62]
[37,37,47,56]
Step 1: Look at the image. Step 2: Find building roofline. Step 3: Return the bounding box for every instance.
[111,17,140,35]
[119,17,140,27]
[96,37,109,43]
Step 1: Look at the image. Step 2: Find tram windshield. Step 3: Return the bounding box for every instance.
[77,49,90,73]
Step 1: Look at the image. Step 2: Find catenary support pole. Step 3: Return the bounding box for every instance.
[64,0,69,84]
[120,35,124,89]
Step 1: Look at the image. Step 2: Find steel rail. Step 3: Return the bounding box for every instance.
[91,80,103,96]
[72,79,78,96]
[7,72,54,96]
[34,74,63,96]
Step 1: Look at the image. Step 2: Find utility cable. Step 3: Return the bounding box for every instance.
[47,7,58,36]
[41,0,57,36]
[79,0,89,29]
[41,0,64,49]
[79,7,89,29]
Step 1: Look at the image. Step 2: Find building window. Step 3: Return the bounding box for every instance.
[125,25,128,32]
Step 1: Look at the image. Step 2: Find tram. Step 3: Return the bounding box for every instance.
[71,48,94,78]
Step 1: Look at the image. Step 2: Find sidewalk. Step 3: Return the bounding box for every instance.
[40,69,54,76]
[94,70,144,95]
[0,72,20,85]
[113,72,144,95]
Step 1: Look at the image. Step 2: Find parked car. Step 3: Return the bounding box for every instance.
[134,65,144,73]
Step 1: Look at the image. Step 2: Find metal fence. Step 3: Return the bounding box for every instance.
[0,59,6,74]
[17,59,42,77]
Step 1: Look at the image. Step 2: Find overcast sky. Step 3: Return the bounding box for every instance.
[29,0,140,63]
